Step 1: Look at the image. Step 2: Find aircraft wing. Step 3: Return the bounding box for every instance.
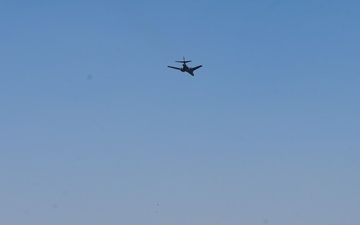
[168,66,182,71]
[192,65,202,71]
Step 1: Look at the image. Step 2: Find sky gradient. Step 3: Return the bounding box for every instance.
[1,1,360,224]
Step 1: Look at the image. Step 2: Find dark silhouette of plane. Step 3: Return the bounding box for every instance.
[168,57,202,76]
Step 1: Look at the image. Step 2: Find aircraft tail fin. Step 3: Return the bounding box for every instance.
[176,56,191,63]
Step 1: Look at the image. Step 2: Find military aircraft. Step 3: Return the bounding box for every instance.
[168,57,202,76]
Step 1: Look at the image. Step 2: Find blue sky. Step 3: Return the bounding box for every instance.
[1,0,360,224]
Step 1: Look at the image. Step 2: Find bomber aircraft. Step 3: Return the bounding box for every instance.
[168,57,202,76]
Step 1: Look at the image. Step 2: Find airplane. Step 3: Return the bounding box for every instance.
[168,57,202,76]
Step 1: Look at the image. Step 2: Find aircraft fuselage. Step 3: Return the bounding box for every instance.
[181,64,195,76]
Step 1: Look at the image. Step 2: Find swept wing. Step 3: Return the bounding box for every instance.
[192,65,202,71]
[167,66,182,71]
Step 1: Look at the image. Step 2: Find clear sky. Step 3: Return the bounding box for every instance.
[1,0,360,224]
